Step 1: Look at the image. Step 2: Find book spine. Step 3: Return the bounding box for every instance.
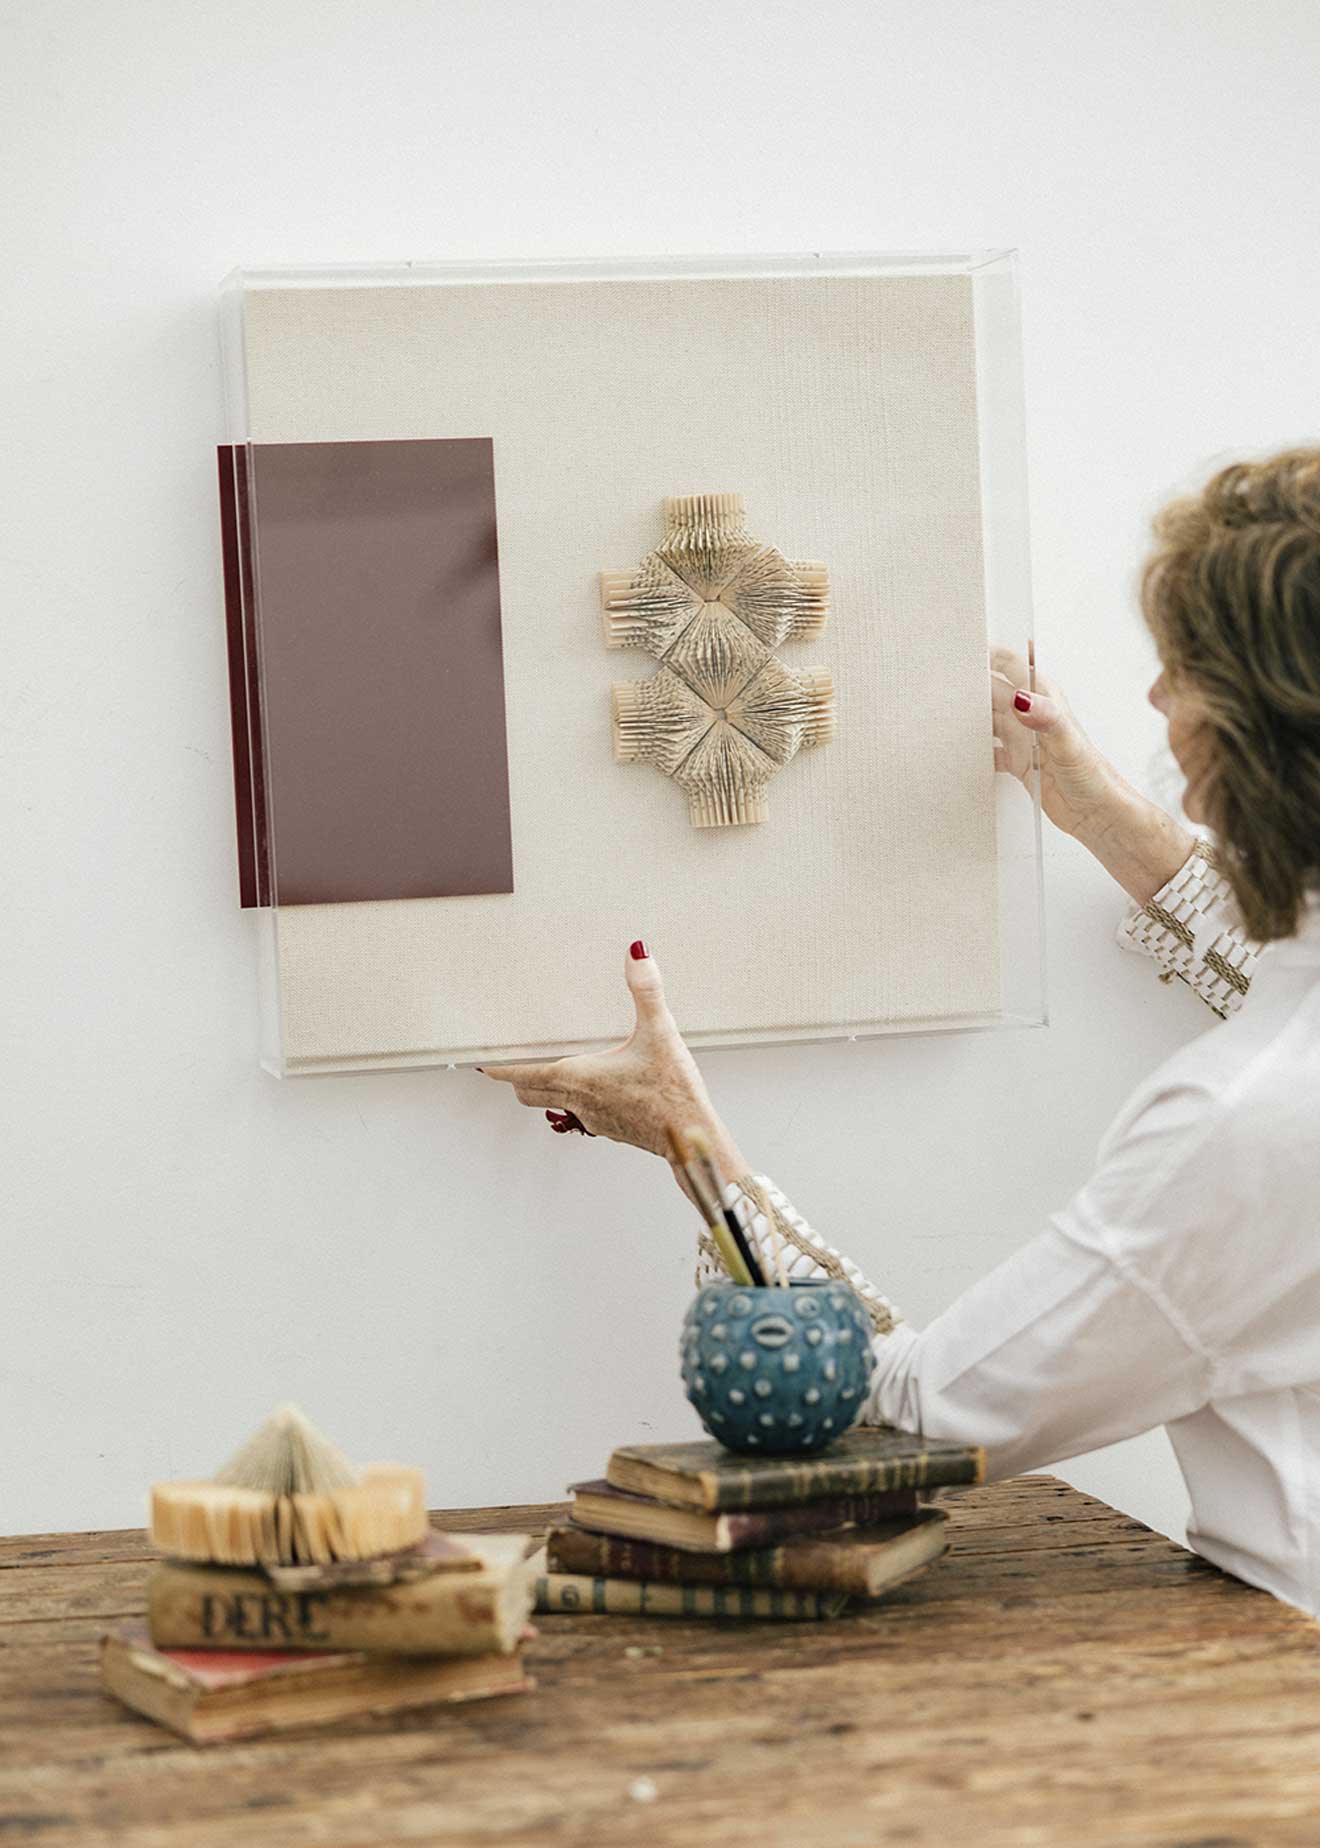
[147,1561,525,1657]
[697,1447,985,1511]
[551,1525,915,1595]
[216,444,270,910]
[533,1570,849,1620]
[715,1489,918,1549]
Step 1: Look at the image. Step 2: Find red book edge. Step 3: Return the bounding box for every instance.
[111,1624,359,1689]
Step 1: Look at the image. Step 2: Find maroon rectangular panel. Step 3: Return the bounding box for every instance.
[219,438,513,908]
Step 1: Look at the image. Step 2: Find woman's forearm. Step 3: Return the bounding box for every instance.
[1000,674,1194,905]
[1069,778,1195,906]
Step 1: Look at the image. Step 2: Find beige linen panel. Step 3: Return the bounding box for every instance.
[242,275,1000,1068]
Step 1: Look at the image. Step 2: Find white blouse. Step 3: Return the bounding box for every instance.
[705,847,1320,1619]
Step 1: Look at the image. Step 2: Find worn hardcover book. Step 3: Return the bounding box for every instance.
[568,1478,920,1553]
[263,1527,480,1591]
[530,1553,849,1620]
[100,1626,532,1743]
[607,1427,986,1513]
[547,1507,950,1597]
[148,1533,533,1656]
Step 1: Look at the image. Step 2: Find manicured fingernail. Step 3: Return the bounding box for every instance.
[630,939,649,960]
[1013,690,1032,713]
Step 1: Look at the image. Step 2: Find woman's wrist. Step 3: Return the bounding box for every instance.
[665,1101,750,1196]
[1071,780,1195,905]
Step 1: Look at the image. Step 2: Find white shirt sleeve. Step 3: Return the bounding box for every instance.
[862,1216,1214,1482]
[713,1082,1227,1483]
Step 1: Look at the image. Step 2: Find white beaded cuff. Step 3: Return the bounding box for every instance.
[694,1173,904,1337]
[1116,838,1259,1019]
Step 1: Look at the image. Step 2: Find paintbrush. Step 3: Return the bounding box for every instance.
[684,1126,768,1287]
[665,1125,754,1286]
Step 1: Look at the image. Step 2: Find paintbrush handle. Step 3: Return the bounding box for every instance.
[685,1129,767,1288]
[720,1201,765,1287]
[668,1123,754,1286]
[708,1213,754,1286]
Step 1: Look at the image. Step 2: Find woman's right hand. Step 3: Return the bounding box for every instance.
[990,647,1125,840]
[990,647,1194,904]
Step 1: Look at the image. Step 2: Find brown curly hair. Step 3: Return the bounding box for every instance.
[1141,447,1320,942]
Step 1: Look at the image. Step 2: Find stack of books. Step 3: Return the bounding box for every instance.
[101,1530,537,1743]
[534,1426,985,1620]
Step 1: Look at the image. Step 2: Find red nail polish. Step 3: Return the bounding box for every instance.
[630,939,649,960]
[1013,691,1032,713]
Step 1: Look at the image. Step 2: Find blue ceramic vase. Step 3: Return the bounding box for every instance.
[679,1278,875,1455]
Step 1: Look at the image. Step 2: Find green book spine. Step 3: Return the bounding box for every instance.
[608,1427,985,1512]
[532,1571,849,1620]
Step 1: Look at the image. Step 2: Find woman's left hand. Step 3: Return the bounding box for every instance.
[478,941,715,1159]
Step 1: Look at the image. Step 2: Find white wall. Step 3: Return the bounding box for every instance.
[5,0,1318,1539]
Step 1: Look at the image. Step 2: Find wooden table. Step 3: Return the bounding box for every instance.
[3,1474,1319,1846]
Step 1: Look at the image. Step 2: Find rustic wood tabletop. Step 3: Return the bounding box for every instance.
[3,1474,1319,1846]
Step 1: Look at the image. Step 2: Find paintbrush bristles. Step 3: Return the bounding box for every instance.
[213,1402,360,1497]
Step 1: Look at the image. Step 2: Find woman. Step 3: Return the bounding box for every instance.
[483,448,1320,1618]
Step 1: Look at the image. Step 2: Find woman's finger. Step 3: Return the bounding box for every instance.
[624,938,674,1034]
[990,645,1029,684]
[478,1060,565,1088]
[513,1086,565,1109]
[547,1109,596,1137]
[1006,688,1066,734]
[989,674,1021,720]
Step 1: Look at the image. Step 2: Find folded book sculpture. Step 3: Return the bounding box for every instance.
[603,494,836,827]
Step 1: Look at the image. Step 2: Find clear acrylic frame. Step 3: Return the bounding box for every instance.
[218,250,1045,1077]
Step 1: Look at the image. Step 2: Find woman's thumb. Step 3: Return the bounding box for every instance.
[624,938,669,1025]
[1009,687,1067,735]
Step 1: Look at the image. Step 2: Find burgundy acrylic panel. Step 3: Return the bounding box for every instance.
[219,437,513,908]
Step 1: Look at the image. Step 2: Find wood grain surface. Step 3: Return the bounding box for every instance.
[3,1475,1319,1847]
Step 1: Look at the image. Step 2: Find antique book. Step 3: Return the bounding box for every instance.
[568,1478,920,1554]
[263,1527,480,1591]
[530,1553,849,1621]
[100,1626,531,1744]
[147,1533,533,1656]
[547,1506,950,1597]
[606,1427,986,1512]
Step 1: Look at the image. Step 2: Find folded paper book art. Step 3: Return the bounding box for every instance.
[218,251,1044,1073]
[605,493,836,827]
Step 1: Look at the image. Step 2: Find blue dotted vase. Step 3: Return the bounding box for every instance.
[680,1279,875,1455]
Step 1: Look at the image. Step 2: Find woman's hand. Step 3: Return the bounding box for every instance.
[479,941,749,1183]
[991,647,1125,839]
[990,647,1194,903]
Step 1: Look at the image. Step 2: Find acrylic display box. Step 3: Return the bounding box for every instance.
[217,250,1045,1076]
